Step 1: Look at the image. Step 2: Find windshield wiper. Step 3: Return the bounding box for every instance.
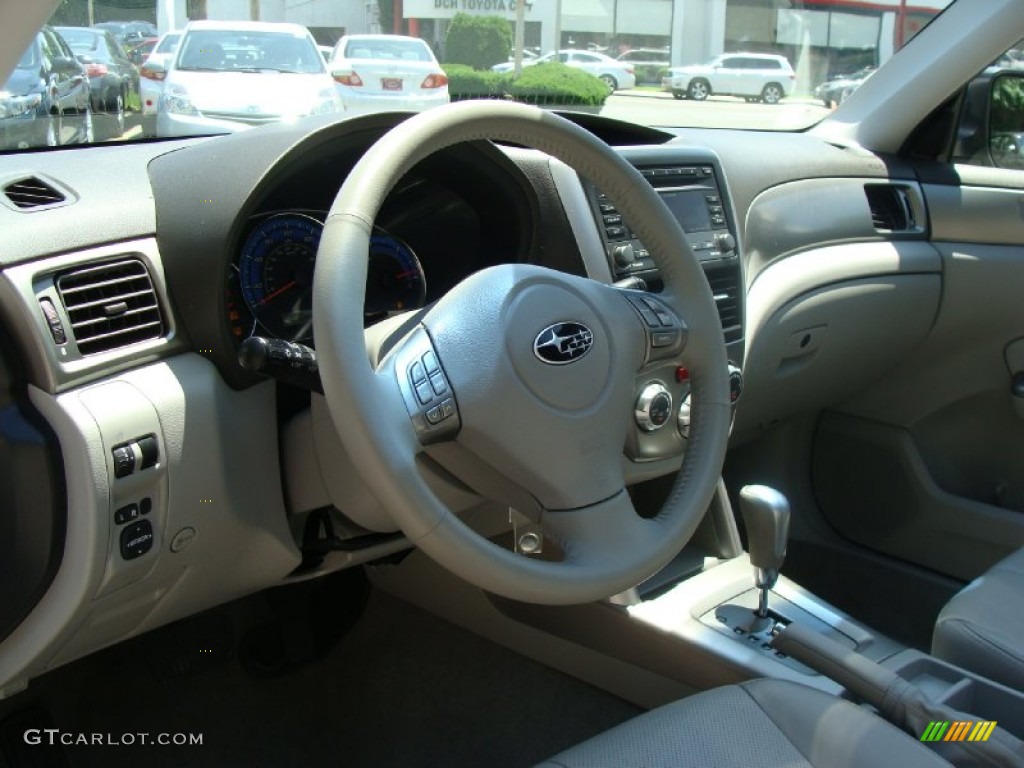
[176,65,223,72]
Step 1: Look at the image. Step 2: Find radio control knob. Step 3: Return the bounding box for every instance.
[715,232,736,253]
[635,383,673,432]
[612,243,636,267]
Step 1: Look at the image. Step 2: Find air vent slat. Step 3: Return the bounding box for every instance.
[865,183,913,232]
[704,265,743,344]
[56,259,165,355]
[3,177,67,209]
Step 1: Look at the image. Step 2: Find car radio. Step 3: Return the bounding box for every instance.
[587,164,737,281]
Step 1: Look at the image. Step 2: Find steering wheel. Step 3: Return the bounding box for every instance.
[312,100,731,605]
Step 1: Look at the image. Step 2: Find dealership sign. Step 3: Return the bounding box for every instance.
[405,0,539,19]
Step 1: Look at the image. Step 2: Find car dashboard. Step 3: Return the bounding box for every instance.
[0,108,937,697]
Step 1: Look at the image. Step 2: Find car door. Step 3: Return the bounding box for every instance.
[711,56,743,96]
[43,28,84,115]
[809,63,1024,582]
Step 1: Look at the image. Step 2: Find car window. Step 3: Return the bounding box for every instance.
[177,29,323,74]
[157,33,181,54]
[15,39,39,69]
[342,38,432,62]
[1,2,963,148]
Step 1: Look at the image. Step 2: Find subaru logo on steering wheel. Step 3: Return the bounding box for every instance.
[533,322,594,365]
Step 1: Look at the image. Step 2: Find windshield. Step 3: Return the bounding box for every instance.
[1,1,961,150]
[175,29,324,73]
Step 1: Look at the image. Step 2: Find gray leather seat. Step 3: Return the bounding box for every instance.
[537,678,948,768]
[933,547,1024,691]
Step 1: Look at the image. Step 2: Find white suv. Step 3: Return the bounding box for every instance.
[662,53,795,104]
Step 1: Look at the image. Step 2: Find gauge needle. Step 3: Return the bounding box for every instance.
[259,280,298,305]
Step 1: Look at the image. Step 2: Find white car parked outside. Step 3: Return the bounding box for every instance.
[156,21,342,137]
[328,34,449,115]
[139,30,180,116]
[492,50,636,91]
[662,53,795,103]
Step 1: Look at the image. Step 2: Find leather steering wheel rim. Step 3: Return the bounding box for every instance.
[313,100,732,605]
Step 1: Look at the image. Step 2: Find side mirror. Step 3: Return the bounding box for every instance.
[52,56,81,74]
[140,59,167,81]
[952,69,1024,168]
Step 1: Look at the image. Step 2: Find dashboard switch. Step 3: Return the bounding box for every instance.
[112,444,135,478]
[114,503,139,525]
[137,435,159,469]
[120,520,154,560]
[636,383,673,432]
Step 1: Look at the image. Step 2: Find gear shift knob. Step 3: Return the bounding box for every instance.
[739,485,791,618]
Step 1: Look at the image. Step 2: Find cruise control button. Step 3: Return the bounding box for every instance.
[425,406,443,424]
[439,398,455,419]
[651,331,678,348]
[422,351,439,375]
[638,309,660,328]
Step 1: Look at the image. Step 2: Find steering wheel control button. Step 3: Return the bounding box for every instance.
[396,327,461,444]
[651,331,678,348]
[428,371,448,396]
[414,380,433,405]
[635,383,673,432]
[410,360,426,384]
[114,503,139,526]
[120,519,154,560]
[533,321,594,366]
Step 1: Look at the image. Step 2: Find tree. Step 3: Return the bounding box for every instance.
[444,13,511,70]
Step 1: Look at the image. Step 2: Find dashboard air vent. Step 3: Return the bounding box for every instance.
[705,265,743,344]
[3,176,66,210]
[865,184,913,232]
[55,259,164,355]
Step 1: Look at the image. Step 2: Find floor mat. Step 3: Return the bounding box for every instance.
[0,591,640,768]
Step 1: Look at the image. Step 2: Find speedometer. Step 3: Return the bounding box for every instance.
[238,213,319,343]
[236,213,428,344]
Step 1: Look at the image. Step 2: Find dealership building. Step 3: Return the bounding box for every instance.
[155,0,949,84]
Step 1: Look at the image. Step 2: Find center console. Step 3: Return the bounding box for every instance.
[583,148,744,347]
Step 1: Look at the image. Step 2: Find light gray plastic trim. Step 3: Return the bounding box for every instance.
[0,238,186,393]
[0,355,300,695]
[925,182,1024,244]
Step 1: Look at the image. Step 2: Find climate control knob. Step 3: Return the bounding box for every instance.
[635,383,673,432]
[612,243,636,267]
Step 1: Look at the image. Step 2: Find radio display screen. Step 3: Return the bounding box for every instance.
[659,189,712,233]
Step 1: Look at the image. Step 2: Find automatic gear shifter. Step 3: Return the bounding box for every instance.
[739,485,791,619]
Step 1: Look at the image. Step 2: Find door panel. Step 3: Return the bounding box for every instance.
[814,174,1024,579]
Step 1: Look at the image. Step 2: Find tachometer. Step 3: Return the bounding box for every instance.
[238,213,319,343]
[366,231,427,316]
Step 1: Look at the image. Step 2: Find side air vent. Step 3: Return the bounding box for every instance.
[705,265,743,344]
[865,183,914,232]
[3,176,67,210]
[55,259,164,355]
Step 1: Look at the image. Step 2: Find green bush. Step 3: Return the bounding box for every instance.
[991,74,1024,132]
[444,13,511,70]
[507,63,610,106]
[443,63,511,101]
